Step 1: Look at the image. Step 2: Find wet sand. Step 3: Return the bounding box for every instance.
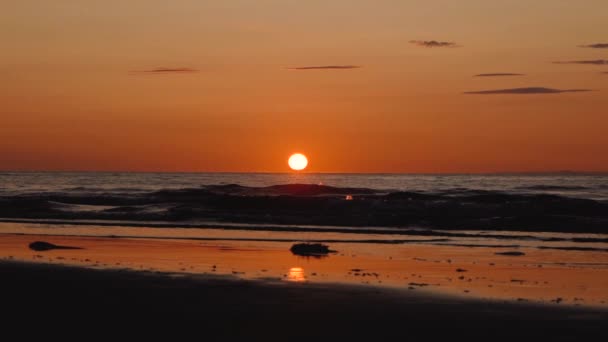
[2,230,608,339]
[2,231,608,306]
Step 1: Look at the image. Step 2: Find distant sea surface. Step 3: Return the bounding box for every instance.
[1,172,607,201]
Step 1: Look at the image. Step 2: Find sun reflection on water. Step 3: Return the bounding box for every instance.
[287,267,306,282]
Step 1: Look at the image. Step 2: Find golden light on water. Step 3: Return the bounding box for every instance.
[287,267,306,282]
[288,153,308,171]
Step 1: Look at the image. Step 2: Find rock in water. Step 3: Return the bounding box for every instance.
[29,241,82,251]
[290,243,335,257]
[495,251,525,256]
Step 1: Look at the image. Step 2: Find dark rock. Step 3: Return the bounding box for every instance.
[29,241,83,252]
[495,251,525,256]
[290,243,336,257]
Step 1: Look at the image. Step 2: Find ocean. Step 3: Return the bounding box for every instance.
[1,171,607,304]
[1,172,607,200]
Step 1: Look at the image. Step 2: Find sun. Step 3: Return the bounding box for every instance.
[288,153,308,171]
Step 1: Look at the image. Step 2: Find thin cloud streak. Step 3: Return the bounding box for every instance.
[287,65,361,70]
[553,60,608,65]
[474,73,524,77]
[409,40,459,48]
[579,43,608,49]
[137,68,199,73]
[464,87,593,95]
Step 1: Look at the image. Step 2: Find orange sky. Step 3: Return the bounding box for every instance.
[1,1,607,173]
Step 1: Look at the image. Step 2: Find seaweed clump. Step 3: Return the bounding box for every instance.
[290,243,336,257]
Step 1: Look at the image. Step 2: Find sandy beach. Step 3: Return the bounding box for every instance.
[2,228,607,339]
[2,224,608,305]
[2,259,607,339]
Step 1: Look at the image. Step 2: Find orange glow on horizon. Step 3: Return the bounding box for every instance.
[1,2,607,173]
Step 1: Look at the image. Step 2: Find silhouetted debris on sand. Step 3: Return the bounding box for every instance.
[28,241,82,252]
[290,243,336,257]
[495,251,525,256]
[408,282,429,287]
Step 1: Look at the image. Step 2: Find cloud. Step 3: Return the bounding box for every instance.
[579,43,608,49]
[553,60,608,65]
[464,87,593,95]
[474,73,524,77]
[139,68,198,73]
[287,65,361,70]
[409,40,459,48]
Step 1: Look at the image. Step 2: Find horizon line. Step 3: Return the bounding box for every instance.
[1,170,607,176]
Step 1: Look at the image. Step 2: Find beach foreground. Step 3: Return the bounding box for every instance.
[2,225,607,339]
[2,260,607,339]
[3,228,607,305]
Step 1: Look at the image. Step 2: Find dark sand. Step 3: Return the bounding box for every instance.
[1,261,606,340]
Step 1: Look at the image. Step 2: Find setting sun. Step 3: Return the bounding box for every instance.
[288,153,308,171]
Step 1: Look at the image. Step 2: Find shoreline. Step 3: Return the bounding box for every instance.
[2,219,607,258]
[2,231,607,308]
[3,217,608,241]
